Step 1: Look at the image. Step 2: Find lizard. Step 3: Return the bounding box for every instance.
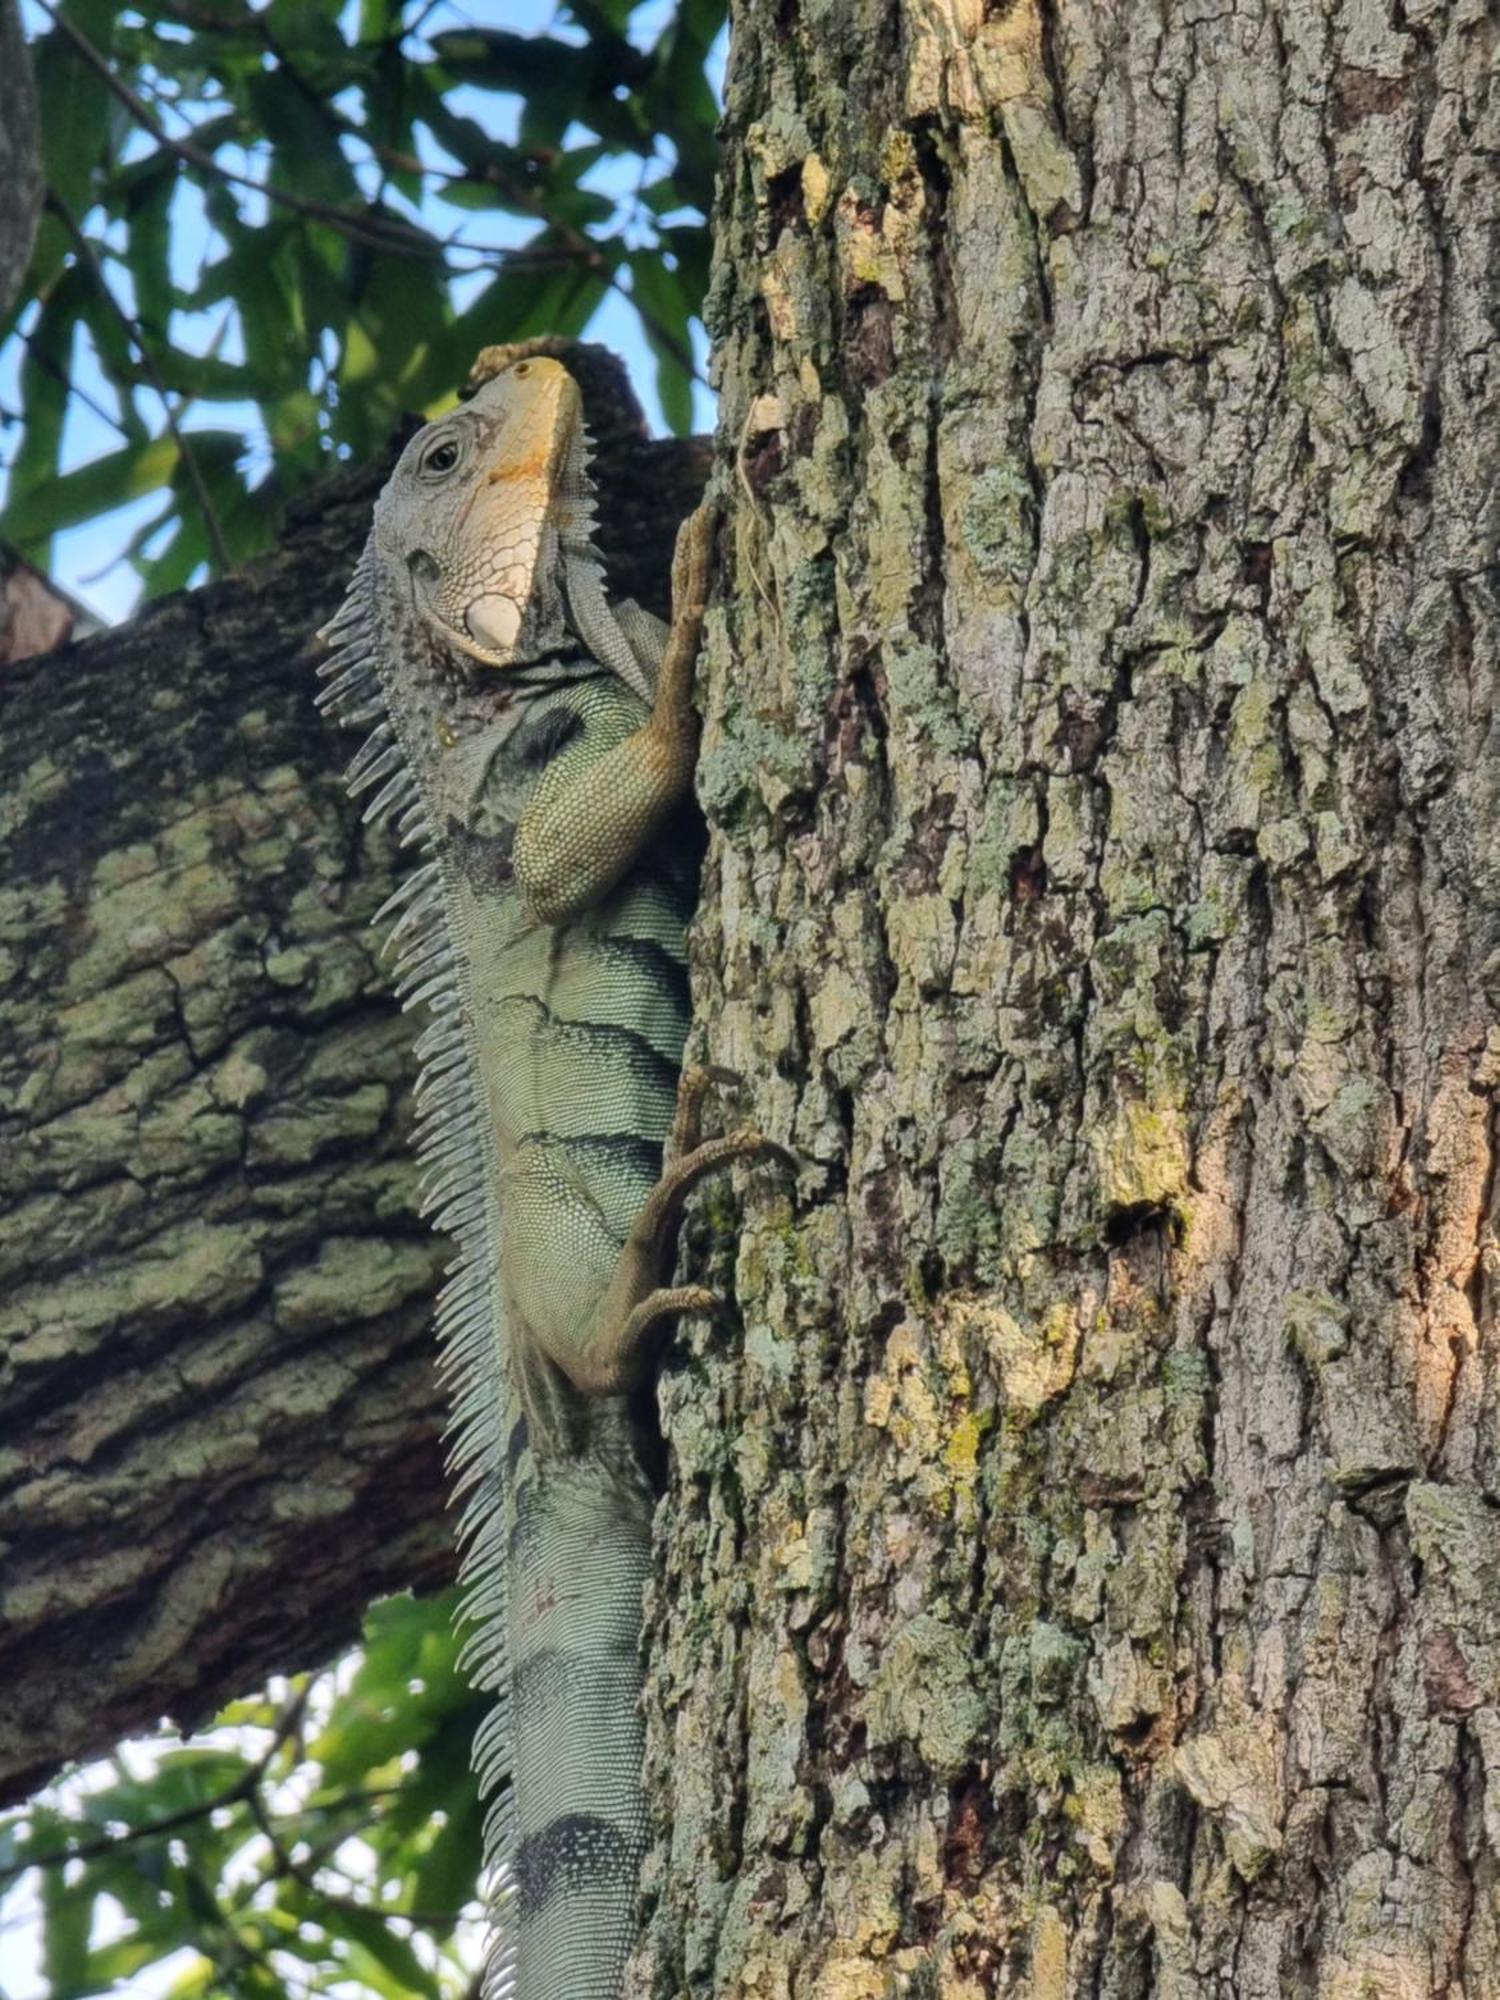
[315,350,786,1999]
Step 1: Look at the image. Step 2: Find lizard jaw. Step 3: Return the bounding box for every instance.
[406,550,558,673]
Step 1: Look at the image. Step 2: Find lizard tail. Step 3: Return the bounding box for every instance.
[496,1439,653,1998]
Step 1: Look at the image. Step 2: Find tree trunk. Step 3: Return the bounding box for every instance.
[638,0,1499,1994]
[0,353,707,1806]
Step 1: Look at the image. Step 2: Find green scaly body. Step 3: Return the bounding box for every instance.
[443,674,695,1997]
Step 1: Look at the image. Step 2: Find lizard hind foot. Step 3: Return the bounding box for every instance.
[615,1283,720,1354]
[575,1125,796,1396]
[670,501,719,622]
[639,1127,798,1245]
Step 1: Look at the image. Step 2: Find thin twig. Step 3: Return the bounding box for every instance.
[46,192,233,572]
[606,269,705,387]
[245,1789,466,1931]
[19,328,130,438]
[402,0,449,46]
[0,1686,311,1888]
[37,1,444,262]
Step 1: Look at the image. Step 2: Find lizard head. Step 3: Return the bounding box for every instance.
[372,355,592,672]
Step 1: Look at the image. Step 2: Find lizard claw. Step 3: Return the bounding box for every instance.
[614,1283,720,1352]
[641,1129,797,1237]
[670,1063,747,1159]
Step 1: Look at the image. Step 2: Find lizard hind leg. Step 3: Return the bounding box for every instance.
[574,1071,796,1397]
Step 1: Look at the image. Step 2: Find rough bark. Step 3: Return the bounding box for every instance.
[0,0,42,325]
[638,1,1499,1995]
[0,347,706,1806]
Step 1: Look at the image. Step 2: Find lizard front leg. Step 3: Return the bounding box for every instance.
[512,503,716,924]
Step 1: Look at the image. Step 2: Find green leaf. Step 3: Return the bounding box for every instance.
[337,1908,442,1999]
[74,259,144,385]
[385,1710,485,1842]
[247,71,364,208]
[11,208,74,317]
[31,3,116,218]
[406,69,582,222]
[538,153,617,233]
[1,435,179,549]
[627,247,696,434]
[142,350,260,401]
[266,0,358,86]
[663,223,712,307]
[435,249,610,381]
[428,29,650,155]
[141,1747,256,1809]
[563,0,639,36]
[335,250,449,457]
[641,0,725,211]
[433,177,534,214]
[363,34,420,201]
[407,1802,482,1927]
[84,1935,164,1985]
[5,270,81,572]
[164,1954,215,2000]
[196,211,304,397]
[358,0,406,43]
[215,1696,283,1730]
[136,517,208,600]
[123,152,180,337]
[41,1860,93,1998]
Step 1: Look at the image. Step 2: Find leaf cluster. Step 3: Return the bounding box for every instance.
[0,1594,490,2000]
[2,0,722,602]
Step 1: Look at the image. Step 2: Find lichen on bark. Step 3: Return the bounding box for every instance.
[637,0,1500,1992]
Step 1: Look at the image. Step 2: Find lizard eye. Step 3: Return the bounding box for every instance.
[421,435,462,477]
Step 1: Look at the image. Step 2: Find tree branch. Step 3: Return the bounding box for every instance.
[0,1685,310,1884]
[0,0,42,322]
